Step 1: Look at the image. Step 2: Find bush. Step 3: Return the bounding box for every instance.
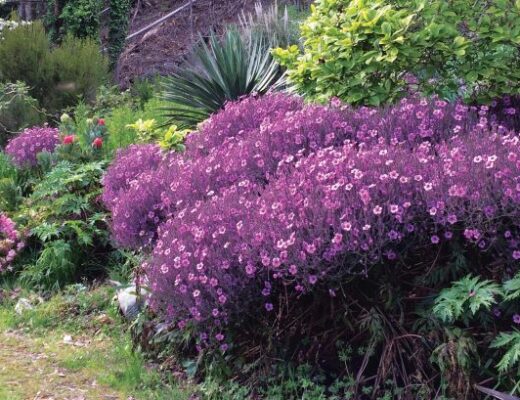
[273,0,520,106]
[5,126,60,167]
[105,94,520,397]
[106,94,520,251]
[0,21,52,102]
[46,34,109,112]
[0,21,108,113]
[0,82,44,147]
[148,124,520,335]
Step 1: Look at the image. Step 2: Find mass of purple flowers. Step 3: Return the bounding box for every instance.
[5,126,60,167]
[0,213,24,272]
[103,93,520,349]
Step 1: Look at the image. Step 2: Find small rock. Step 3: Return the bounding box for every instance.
[14,298,33,314]
[116,286,148,320]
[95,313,113,325]
[63,334,73,344]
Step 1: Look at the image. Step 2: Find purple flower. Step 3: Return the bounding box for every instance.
[513,314,520,324]
[0,214,23,272]
[5,126,60,167]
[102,93,520,349]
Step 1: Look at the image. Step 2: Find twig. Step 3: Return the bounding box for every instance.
[126,0,196,41]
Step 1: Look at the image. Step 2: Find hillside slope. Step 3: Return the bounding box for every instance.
[117,0,295,86]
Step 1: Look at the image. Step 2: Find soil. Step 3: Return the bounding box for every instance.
[116,0,304,87]
[0,331,124,400]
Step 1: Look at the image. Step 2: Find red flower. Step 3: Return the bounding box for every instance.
[92,137,103,149]
[98,118,105,126]
[63,135,75,145]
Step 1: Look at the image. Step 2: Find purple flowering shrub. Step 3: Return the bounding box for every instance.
[0,213,24,272]
[146,129,520,343]
[104,94,518,251]
[5,126,60,167]
[103,93,520,355]
[185,94,304,157]
[102,144,164,210]
[105,95,351,248]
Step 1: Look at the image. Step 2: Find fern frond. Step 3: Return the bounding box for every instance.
[504,272,520,301]
[433,274,503,323]
[490,330,520,373]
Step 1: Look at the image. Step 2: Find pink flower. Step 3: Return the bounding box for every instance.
[63,135,75,145]
[92,137,103,149]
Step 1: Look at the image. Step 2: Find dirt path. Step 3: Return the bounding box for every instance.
[0,331,125,400]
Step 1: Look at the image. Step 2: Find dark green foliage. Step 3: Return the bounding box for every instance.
[0,21,52,102]
[161,30,283,128]
[59,0,101,39]
[0,82,45,147]
[0,22,108,113]
[108,0,131,66]
[0,151,21,211]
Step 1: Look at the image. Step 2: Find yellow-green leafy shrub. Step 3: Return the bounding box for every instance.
[273,0,520,105]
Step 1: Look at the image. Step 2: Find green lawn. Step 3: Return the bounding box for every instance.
[0,285,193,400]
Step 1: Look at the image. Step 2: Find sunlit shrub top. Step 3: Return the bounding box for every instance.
[273,0,520,105]
[5,126,60,167]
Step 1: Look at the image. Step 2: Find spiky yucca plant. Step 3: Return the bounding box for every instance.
[161,29,283,128]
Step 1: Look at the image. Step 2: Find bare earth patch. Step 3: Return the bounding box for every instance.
[0,331,125,400]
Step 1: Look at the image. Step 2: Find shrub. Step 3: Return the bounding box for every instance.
[18,160,109,290]
[5,126,60,167]
[0,21,52,102]
[46,34,108,112]
[273,0,520,106]
[147,126,520,337]
[0,82,45,147]
[105,94,519,251]
[161,29,284,128]
[106,94,520,397]
[0,21,108,113]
